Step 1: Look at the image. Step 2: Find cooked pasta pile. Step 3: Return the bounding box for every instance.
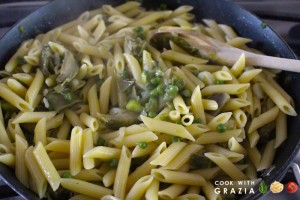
[0,1,297,200]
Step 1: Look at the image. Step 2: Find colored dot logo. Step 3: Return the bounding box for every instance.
[270,181,284,193]
[286,182,298,193]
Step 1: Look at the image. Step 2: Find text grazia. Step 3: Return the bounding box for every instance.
[214,180,256,195]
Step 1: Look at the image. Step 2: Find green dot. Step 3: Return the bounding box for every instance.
[216,124,227,133]
[138,141,148,149]
[172,136,181,142]
[61,171,72,178]
[109,158,118,168]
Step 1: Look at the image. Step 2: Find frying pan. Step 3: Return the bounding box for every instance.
[0,0,299,199]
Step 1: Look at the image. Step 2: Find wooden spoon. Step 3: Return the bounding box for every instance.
[155,27,300,73]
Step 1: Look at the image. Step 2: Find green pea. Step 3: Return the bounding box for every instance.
[148,111,157,118]
[167,85,179,96]
[109,158,118,168]
[150,88,159,97]
[138,141,148,149]
[215,80,224,85]
[150,77,161,85]
[156,83,165,94]
[61,171,72,178]
[97,137,105,146]
[182,89,191,98]
[216,124,227,133]
[172,136,181,142]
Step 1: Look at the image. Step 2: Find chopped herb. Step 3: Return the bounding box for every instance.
[171,76,185,90]
[16,56,27,65]
[148,111,157,118]
[18,26,25,33]
[61,172,72,178]
[215,80,224,84]
[109,158,118,168]
[216,123,227,133]
[138,141,148,149]
[261,22,267,29]
[97,137,105,146]
[126,99,143,113]
[121,70,129,79]
[172,136,181,142]
[64,92,72,102]
[134,26,144,33]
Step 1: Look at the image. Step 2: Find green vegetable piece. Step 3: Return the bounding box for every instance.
[172,136,181,142]
[148,111,157,118]
[182,89,191,98]
[64,92,72,102]
[193,118,202,124]
[18,26,25,33]
[16,56,27,65]
[261,22,267,29]
[216,124,227,133]
[155,68,164,77]
[190,154,216,169]
[134,26,144,33]
[150,88,159,97]
[121,70,129,79]
[171,76,185,90]
[61,172,72,178]
[145,97,158,112]
[156,83,165,94]
[138,141,147,149]
[126,99,143,113]
[150,77,161,85]
[97,137,105,146]
[259,180,268,194]
[215,80,224,84]
[109,158,118,168]
[141,70,149,83]
[0,100,18,113]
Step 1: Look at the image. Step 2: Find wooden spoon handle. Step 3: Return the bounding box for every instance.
[245,51,300,73]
